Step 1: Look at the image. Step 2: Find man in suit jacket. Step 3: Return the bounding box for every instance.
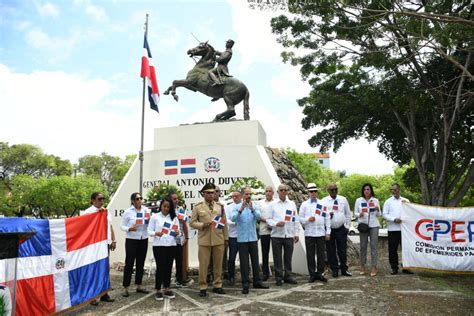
[190,183,229,297]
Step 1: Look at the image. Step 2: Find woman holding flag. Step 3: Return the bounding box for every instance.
[120,192,151,297]
[148,198,180,301]
[354,183,381,277]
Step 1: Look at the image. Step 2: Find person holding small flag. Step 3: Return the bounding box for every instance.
[231,187,269,294]
[148,198,180,301]
[169,192,189,288]
[299,183,330,283]
[322,183,352,278]
[120,192,151,297]
[257,186,275,281]
[354,183,381,277]
[190,183,229,297]
[267,184,300,286]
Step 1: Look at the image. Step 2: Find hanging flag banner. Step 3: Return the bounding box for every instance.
[0,212,110,315]
[401,202,474,273]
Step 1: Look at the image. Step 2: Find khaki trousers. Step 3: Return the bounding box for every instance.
[198,244,225,290]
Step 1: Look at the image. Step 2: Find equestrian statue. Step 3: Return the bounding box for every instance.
[163,39,250,121]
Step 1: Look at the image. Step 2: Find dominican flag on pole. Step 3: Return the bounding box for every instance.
[0,212,110,315]
[141,34,160,113]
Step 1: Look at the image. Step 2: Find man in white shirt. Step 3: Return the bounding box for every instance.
[258,186,274,281]
[267,184,300,286]
[299,183,330,283]
[225,191,242,285]
[383,183,413,275]
[322,183,352,278]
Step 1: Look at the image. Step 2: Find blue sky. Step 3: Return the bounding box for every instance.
[0,0,395,174]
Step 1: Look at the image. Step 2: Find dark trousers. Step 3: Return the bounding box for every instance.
[153,246,176,290]
[260,235,271,277]
[238,241,261,288]
[388,231,402,270]
[227,237,238,279]
[272,237,294,281]
[305,236,326,276]
[123,238,148,287]
[326,226,348,273]
[174,244,183,283]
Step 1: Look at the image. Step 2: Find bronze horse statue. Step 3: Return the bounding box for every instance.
[163,42,250,121]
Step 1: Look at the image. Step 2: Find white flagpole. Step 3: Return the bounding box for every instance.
[139,13,149,195]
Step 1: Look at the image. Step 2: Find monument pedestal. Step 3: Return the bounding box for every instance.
[109,120,308,275]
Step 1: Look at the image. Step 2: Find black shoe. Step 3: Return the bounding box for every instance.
[253,282,269,289]
[212,287,226,294]
[122,289,130,297]
[136,288,150,294]
[90,300,99,306]
[199,290,208,297]
[276,280,283,286]
[100,294,115,302]
[308,275,316,283]
[228,277,235,286]
[242,287,249,294]
[164,290,175,299]
[390,269,399,275]
[262,274,269,281]
[332,271,339,278]
[316,275,328,283]
[284,277,297,284]
[341,271,352,277]
[402,269,414,274]
[155,292,164,301]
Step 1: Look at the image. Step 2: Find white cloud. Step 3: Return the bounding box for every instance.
[228,0,285,71]
[34,1,60,18]
[26,27,80,52]
[74,0,107,21]
[270,66,310,99]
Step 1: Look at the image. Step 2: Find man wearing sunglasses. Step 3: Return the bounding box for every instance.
[267,184,300,286]
[82,192,116,305]
[322,184,352,278]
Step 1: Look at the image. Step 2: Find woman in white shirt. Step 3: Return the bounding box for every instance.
[120,192,150,297]
[354,183,381,277]
[148,198,180,301]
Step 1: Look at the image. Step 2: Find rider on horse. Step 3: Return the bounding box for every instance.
[208,39,234,87]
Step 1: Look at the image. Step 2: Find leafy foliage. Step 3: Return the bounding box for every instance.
[76,152,135,196]
[269,1,474,206]
[146,183,185,212]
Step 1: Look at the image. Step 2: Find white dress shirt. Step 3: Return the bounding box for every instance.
[258,199,274,236]
[299,198,331,237]
[383,196,409,231]
[83,205,113,244]
[120,205,150,240]
[266,198,300,238]
[148,212,179,247]
[354,197,381,228]
[225,202,238,238]
[321,195,352,229]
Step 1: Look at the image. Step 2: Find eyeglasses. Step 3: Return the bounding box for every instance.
[328,188,338,191]
[97,197,105,201]
[279,189,287,192]
[134,197,143,201]
[308,191,318,193]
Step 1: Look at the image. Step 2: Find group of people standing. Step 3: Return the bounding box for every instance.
[85,180,412,304]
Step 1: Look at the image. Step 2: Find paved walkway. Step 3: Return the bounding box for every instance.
[74,267,474,315]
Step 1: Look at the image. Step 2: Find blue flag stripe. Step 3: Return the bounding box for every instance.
[181,167,196,174]
[0,218,52,257]
[165,160,178,167]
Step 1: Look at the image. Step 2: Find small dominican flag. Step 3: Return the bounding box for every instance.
[177,208,189,222]
[140,34,160,113]
[332,199,339,211]
[369,201,376,212]
[0,212,110,315]
[162,222,179,237]
[315,204,327,217]
[361,202,369,213]
[164,158,196,175]
[211,215,226,229]
[135,211,150,225]
[285,210,296,222]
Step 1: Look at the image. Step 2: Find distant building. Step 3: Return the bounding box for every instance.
[312,153,330,169]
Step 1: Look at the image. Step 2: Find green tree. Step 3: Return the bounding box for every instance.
[284,149,341,189]
[269,1,473,206]
[0,142,73,189]
[76,152,135,196]
[6,175,105,218]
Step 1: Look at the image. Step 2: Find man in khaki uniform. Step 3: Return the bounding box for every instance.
[190,183,229,297]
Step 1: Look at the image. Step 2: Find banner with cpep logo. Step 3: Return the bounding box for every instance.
[401,202,474,273]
